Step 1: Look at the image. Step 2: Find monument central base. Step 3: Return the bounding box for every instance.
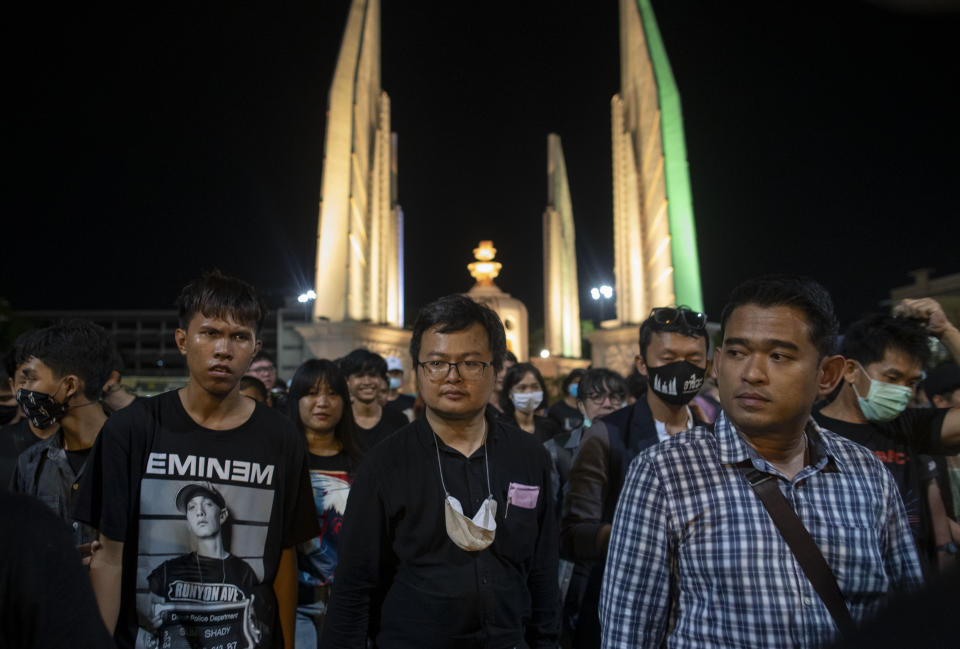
[292,320,413,387]
[585,325,639,378]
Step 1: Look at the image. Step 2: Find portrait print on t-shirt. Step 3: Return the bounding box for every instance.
[135,477,276,649]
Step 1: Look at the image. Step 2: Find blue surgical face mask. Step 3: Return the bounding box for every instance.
[388,377,403,390]
[568,383,578,398]
[852,361,912,423]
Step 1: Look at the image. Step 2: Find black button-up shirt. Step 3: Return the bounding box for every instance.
[321,414,559,649]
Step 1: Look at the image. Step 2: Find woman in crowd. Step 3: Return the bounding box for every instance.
[499,362,559,443]
[288,359,363,648]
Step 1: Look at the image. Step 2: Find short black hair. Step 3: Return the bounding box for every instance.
[638,310,709,361]
[22,319,114,401]
[719,275,839,359]
[499,362,547,417]
[839,313,930,368]
[578,368,627,403]
[4,329,38,379]
[288,358,363,465]
[238,375,268,402]
[561,368,587,394]
[250,351,276,367]
[409,295,507,372]
[504,350,518,365]
[176,269,266,335]
[339,349,387,381]
[625,367,648,400]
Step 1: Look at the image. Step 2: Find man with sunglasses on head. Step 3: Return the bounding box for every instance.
[561,306,710,649]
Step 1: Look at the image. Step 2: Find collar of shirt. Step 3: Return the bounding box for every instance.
[714,410,844,480]
[653,406,694,443]
[414,410,501,458]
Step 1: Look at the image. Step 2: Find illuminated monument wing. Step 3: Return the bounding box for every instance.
[290,0,409,376]
[543,134,582,359]
[589,0,704,375]
[313,0,403,327]
[466,241,529,361]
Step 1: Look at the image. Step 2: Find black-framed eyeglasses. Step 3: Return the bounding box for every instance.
[650,306,707,330]
[417,359,492,381]
[584,391,626,406]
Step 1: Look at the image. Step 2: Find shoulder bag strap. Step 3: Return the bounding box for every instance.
[739,464,856,639]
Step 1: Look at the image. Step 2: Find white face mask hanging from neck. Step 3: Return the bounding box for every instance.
[434,422,497,552]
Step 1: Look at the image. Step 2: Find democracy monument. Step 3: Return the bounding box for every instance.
[292,0,703,380]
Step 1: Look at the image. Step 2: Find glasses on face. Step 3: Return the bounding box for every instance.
[584,391,626,406]
[650,306,707,330]
[417,360,492,381]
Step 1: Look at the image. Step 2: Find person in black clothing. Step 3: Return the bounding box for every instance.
[0,490,114,648]
[0,333,60,490]
[815,300,960,575]
[10,320,112,558]
[547,368,585,435]
[321,294,559,649]
[339,348,407,450]
[561,306,710,649]
[287,359,364,647]
[499,362,560,443]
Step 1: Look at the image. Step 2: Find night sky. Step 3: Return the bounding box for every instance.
[4,0,958,335]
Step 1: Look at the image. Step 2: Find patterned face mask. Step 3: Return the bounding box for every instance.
[16,384,69,429]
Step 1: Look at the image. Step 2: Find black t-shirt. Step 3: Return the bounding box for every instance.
[356,407,409,451]
[814,408,948,572]
[386,393,415,416]
[0,418,45,490]
[65,447,91,476]
[74,390,320,649]
[547,400,583,434]
[0,490,114,649]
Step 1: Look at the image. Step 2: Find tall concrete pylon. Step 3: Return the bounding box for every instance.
[543,134,582,359]
[313,0,403,326]
[611,0,702,324]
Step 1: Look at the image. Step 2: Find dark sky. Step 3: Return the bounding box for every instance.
[4,0,958,332]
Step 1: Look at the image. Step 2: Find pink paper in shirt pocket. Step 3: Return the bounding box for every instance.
[507,482,540,509]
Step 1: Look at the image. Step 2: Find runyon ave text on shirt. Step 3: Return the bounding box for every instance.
[145,452,275,486]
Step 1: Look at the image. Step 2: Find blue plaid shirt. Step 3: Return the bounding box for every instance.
[599,410,922,649]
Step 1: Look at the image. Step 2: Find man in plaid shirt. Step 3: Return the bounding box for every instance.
[600,276,922,649]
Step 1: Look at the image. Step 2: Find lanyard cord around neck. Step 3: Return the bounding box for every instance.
[434,419,493,500]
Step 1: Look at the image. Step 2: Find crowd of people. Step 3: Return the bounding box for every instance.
[1,269,959,649]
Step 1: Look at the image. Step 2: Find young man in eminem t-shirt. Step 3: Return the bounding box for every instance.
[76,271,319,649]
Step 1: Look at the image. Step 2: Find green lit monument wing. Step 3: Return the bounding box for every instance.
[612,0,703,320]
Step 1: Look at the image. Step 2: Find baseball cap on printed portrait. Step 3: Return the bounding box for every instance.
[175,482,226,512]
[386,356,403,372]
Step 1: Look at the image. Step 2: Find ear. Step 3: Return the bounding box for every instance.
[62,375,82,402]
[219,508,228,524]
[842,358,859,384]
[932,394,948,408]
[102,369,121,392]
[635,353,649,378]
[817,354,846,398]
[175,328,188,355]
[253,338,262,357]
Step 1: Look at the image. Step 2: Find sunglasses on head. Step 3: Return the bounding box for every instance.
[650,306,707,330]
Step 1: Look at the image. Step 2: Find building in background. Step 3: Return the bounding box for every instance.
[465,241,529,361]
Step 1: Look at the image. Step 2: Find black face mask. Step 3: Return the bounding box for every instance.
[0,403,18,426]
[647,361,706,406]
[16,387,68,429]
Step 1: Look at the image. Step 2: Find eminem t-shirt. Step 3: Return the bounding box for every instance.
[297,452,353,607]
[814,408,949,572]
[356,407,408,452]
[74,390,320,649]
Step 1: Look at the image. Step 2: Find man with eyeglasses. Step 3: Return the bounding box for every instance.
[561,306,710,649]
[321,294,559,649]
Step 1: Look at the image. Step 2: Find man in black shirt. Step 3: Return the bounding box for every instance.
[815,298,960,574]
[322,295,559,649]
[340,348,407,450]
[0,333,59,490]
[10,320,112,556]
[77,271,319,649]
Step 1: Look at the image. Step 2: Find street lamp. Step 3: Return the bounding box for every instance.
[591,284,614,322]
[297,289,317,304]
[539,349,550,359]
